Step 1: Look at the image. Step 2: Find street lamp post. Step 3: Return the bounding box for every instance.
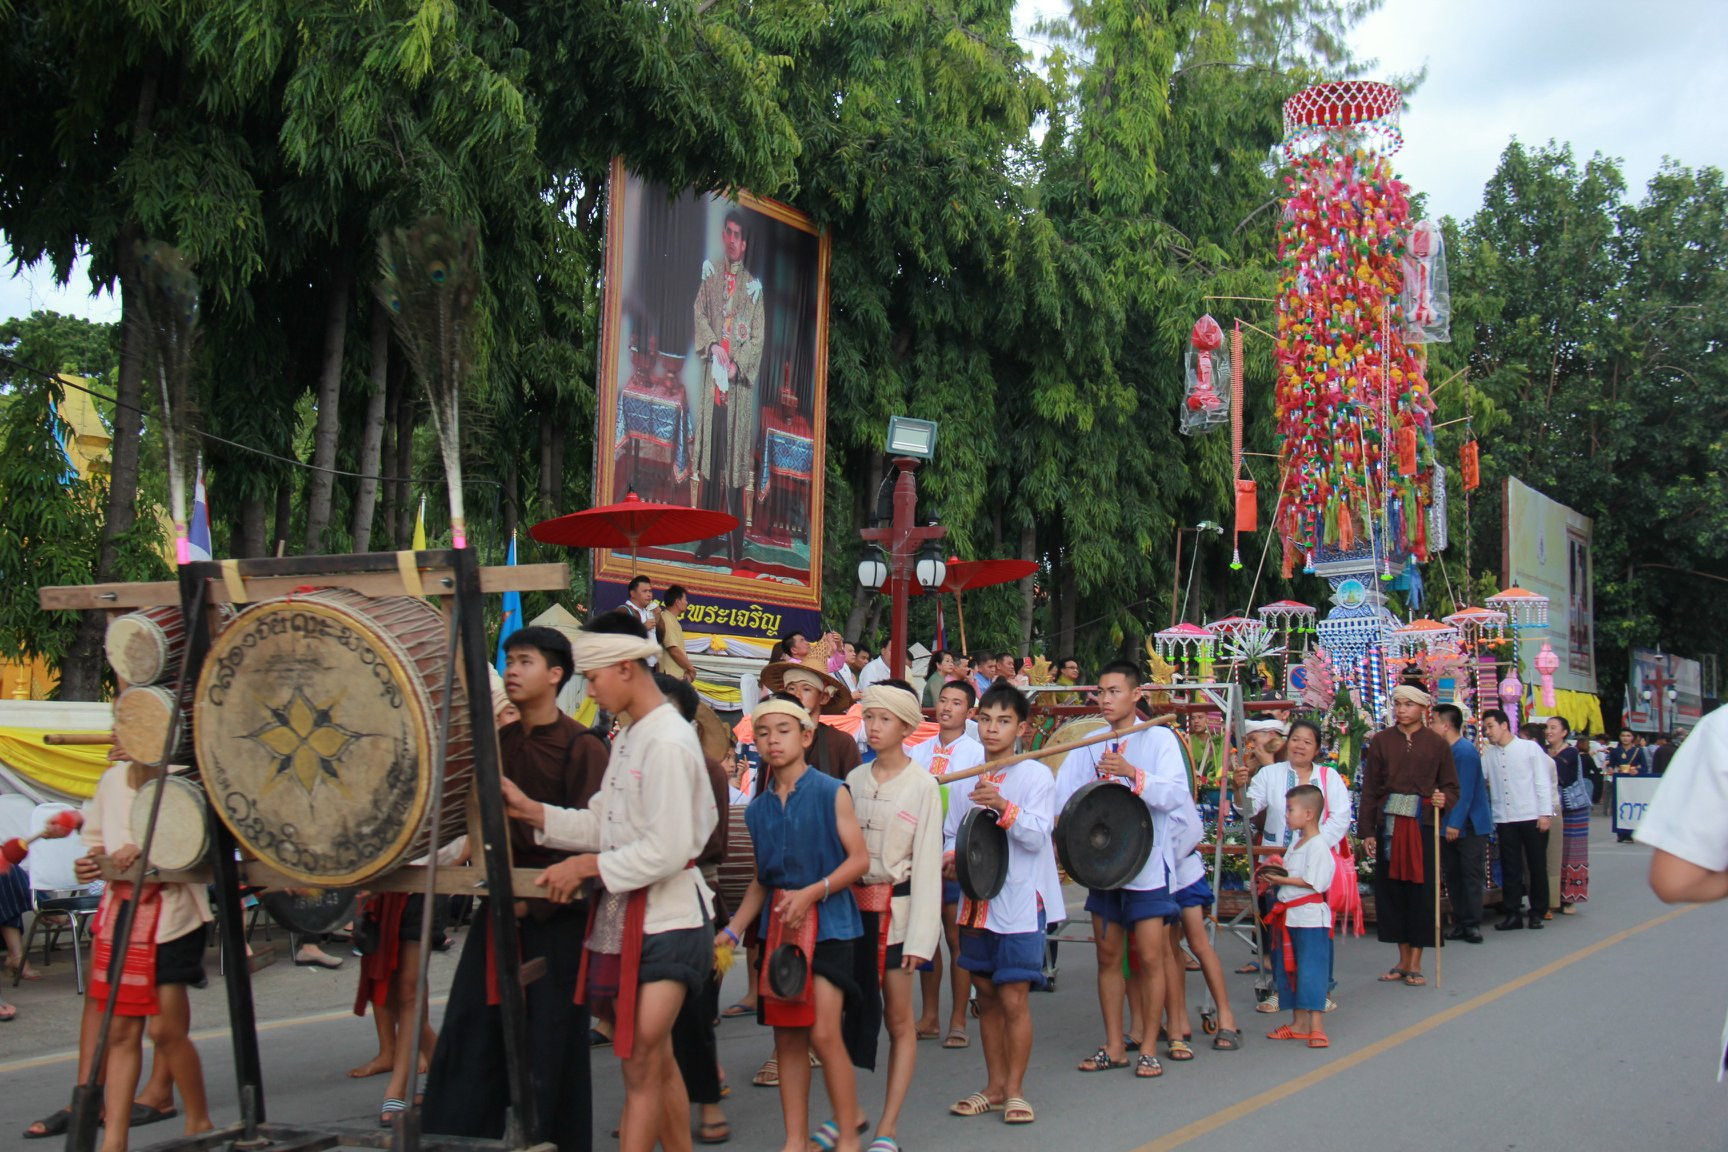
[859,457,947,680]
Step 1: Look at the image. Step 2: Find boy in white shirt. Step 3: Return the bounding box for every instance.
[1162,792,1243,1055]
[943,683,1064,1126]
[907,678,983,1046]
[1260,784,1335,1050]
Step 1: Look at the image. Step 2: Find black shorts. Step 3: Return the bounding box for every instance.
[156,925,208,987]
[638,927,710,995]
[398,893,448,943]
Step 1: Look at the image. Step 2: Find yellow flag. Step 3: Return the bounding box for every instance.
[412,495,427,551]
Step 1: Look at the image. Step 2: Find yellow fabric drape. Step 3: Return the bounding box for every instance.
[1537,689,1607,738]
[0,728,110,799]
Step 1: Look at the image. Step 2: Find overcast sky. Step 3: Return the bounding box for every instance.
[5,0,1725,325]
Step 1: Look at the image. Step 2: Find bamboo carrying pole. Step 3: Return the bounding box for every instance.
[42,733,115,746]
[936,714,1177,785]
[1434,813,1443,990]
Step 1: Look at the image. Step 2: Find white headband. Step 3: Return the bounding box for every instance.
[861,684,922,730]
[782,667,832,695]
[571,632,661,673]
[753,697,817,731]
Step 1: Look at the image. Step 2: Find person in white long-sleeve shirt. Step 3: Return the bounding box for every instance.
[941,683,1063,1126]
[503,615,717,1152]
[1480,708,1554,931]
[1053,660,1185,1079]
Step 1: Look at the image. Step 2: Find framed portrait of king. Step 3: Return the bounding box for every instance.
[591,159,830,642]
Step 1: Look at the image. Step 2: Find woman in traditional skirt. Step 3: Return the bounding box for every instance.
[1547,717,1589,912]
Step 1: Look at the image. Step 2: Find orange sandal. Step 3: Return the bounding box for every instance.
[1307,1031,1330,1049]
[1266,1025,1312,1041]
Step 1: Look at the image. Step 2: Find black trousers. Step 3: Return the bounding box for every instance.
[423,903,592,1152]
[1496,820,1549,917]
[1441,832,1488,929]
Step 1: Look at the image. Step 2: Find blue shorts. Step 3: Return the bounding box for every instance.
[942,878,962,907]
[1085,886,1178,927]
[1172,877,1215,911]
[1271,926,1331,1012]
[958,912,1047,989]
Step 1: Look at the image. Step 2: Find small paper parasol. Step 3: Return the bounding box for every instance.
[1257,600,1317,634]
[1153,621,1215,662]
[1485,586,1550,629]
[529,490,739,570]
[1388,617,1460,658]
[1442,605,1507,646]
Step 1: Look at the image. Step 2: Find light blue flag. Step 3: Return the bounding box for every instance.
[496,532,522,675]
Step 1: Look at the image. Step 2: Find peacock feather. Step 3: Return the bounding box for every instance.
[375,218,481,549]
[131,241,202,563]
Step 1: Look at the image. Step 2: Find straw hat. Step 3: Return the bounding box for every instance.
[759,636,853,715]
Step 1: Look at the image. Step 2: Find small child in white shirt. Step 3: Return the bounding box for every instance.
[1259,783,1335,1049]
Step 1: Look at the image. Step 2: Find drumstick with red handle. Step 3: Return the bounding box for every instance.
[0,810,84,873]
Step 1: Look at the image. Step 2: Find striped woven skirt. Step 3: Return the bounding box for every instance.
[1561,805,1590,904]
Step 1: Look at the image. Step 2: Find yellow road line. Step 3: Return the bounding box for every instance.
[0,996,450,1075]
[1131,903,1697,1152]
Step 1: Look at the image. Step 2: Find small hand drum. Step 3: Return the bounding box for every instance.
[767,943,810,1000]
[956,807,1009,903]
[1056,779,1154,891]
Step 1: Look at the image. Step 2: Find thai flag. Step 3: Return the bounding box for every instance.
[495,532,522,675]
[186,459,213,562]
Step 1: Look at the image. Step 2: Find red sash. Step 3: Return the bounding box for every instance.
[1390,814,1425,883]
[574,889,649,1058]
[353,892,410,1015]
[853,883,892,982]
[1266,892,1327,980]
[91,882,162,1017]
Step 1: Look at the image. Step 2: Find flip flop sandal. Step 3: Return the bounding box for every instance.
[590,1027,613,1047]
[0,1002,14,1022]
[23,1109,73,1140]
[752,1057,780,1087]
[942,1028,970,1049]
[1125,1035,1142,1052]
[1377,969,1407,982]
[949,1093,1002,1117]
[1077,1046,1130,1072]
[1165,1039,1195,1061]
[130,1103,178,1127]
[719,1002,754,1019]
[1002,1097,1036,1124]
[1211,1028,1243,1051]
[1403,973,1427,986]
[1307,1032,1330,1049]
[915,1027,940,1040]
[380,1099,408,1128]
[867,1140,901,1152]
[1266,1025,1311,1040]
[810,1121,843,1152]
[696,1120,732,1144]
[1234,961,1262,974]
[1134,1054,1164,1079]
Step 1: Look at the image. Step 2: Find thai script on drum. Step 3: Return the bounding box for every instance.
[220,752,418,874]
[204,610,405,709]
[680,602,782,636]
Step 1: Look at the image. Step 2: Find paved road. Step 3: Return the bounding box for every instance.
[2,819,1721,1151]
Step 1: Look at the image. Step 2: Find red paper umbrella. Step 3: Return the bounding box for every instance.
[940,558,1038,594]
[912,558,1039,656]
[529,492,739,568]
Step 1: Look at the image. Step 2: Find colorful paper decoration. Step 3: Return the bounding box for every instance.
[1273,83,1437,573]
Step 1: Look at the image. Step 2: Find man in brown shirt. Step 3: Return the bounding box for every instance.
[759,642,860,783]
[1359,684,1459,986]
[424,626,609,1152]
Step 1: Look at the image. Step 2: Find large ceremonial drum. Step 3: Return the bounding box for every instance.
[194,589,473,887]
[1036,716,1108,776]
[716,808,755,918]
[114,684,192,767]
[131,775,210,872]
